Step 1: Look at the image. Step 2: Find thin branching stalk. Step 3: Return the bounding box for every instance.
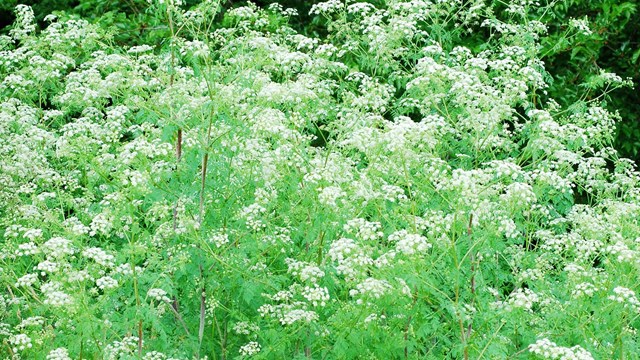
[466,214,475,340]
[462,214,476,360]
[168,299,191,336]
[198,264,206,353]
[167,4,182,232]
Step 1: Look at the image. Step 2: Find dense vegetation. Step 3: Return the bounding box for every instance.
[1,1,639,359]
[2,0,639,161]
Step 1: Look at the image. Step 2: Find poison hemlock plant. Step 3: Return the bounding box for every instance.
[0,1,638,359]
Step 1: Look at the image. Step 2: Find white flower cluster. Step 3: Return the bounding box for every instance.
[310,0,344,15]
[343,218,383,241]
[142,351,169,360]
[9,333,32,352]
[147,0,183,7]
[89,213,114,236]
[301,285,330,307]
[501,182,537,206]
[47,348,72,360]
[258,301,318,324]
[493,288,540,312]
[17,316,45,329]
[238,203,267,231]
[147,288,171,303]
[571,283,598,298]
[16,242,39,256]
[387,230,431,255]
[233,321,260,336]
[82,247,115,267]
[285,258,325,283]
[349,277,392,302]
[568,17,592,36]
[328,237,373,279]
[42,237,75,258]
[529,338,594,360]
[104,336,141,360]
[606,241,637,264]
[608,287,640,312]
[10,5,36,40]
[209,231,230,248]
[36,260,60,275]
[96,276,118,290]
[318,186,346,206]
[41,281,73,307]
[15,273,38,287]
[239,341,261,356]
[280,309,319,325]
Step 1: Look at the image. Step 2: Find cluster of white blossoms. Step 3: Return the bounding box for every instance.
[233,321,260,336]
[9,5,36,40]
[104,336,142,360]
[95,276,118,290]
[343,218,384,241]
[41,281,73,307]
[301,284,330,307]
[147,288,172,303]
[317,186,346,206]
[349,277,392,301]
[285,258,325,283]
[529,338,594,360]
[492,288,540,312]
[82,247,116,267]
[238,203,267,231]
[608,287,640,312]
[46,348,73,360]
[258,301,320,326]
[208,231,230,248]
[571,282,598,299]
[387,230,431,255]
[239,341,261,356]
[42,237,75,258]
[9,333,33,353]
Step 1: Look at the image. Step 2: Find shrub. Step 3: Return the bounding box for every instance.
[0,1,638,359]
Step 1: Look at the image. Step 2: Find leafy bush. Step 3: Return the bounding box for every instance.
[0,1,639,359]
[535,0,640,161]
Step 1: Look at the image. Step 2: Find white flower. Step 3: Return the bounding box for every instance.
[233,321,260,335]
[209,232,230,248]
[286,258,325,283]
[301,285,330,307]
[343,218,383,241]
[42,237,74,258]
[528,338,594,360]
[16,273,38,287]
[147,288,171,303]
[608,287,640,312]
[318,186,346,206]
[350,278,392,300]
[388,230,431,255]
[568,17,592,36]
[280,309,319,325]
[96,276,118,290]
[41,282,73,307]
[9,333,32,352]
[239,341,261,356]
[47,348,72,360]
[83,247,115,267]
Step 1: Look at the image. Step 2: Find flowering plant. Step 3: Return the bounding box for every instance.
[0,1,638,359]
